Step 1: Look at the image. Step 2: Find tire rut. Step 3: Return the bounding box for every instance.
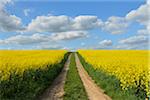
[75,53,111,100]
[38,54,71,100]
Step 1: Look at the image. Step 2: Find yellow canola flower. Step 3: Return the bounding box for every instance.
[0,50,67,81]
[78,50,150,96]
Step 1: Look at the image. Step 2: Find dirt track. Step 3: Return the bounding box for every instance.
[38,54,71,100]
[38,53,111,100]
[75,53,111,100]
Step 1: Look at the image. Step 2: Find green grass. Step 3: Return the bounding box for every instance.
[0,53,70,100]
[77,53,145,100]
[64,53,88,100]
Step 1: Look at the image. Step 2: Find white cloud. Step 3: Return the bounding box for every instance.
[73,16,102,30]
[99,40,112,46]
[51,31,88,41]
[119,35,148,45]
[0,33,50,45]
[0,0,25,32]
[27,15,128,34]
[1,2,149,35]
[137,28,150,35]
[0,1,150,50]
[115,43,149,50]
[146,0,150,4]
[27,15,72,32]
[0,0,11,10]
[116,34,149,49]
[0,31,88,46]
[95,39,113,49]
[27,15,101,33]
[23,9,31,17]
[102,16,128,34]
[115,45,136,50]
[26,14,130,35]
[26,3,150,35]
[147,0,150,4]
[126,4,150,25]
[0,11,25,32]
[80,39,113,49]
[101,3,149,34]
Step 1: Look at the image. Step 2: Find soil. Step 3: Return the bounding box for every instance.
[38,53,111,100]
[38,54,71,100]
[75,53,112,100]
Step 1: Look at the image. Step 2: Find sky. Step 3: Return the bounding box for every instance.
[0,0,149,50]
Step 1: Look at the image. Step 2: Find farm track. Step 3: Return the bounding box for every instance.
[38,54,71,100]
[38,53,111,100]
[75,53,112,100]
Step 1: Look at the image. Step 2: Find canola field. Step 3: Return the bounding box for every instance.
[78,50,150,97]
[0,50,67,99]
[0,50,67,81]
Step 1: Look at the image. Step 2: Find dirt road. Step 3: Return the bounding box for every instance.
[75,53,111,100]
[38,54,71,100]
[38,53,111,100]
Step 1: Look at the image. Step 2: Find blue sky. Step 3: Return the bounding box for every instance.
[0,0,149,50]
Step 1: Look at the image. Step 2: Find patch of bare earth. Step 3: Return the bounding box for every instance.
[38,54,71,100]
[75,53,112,100]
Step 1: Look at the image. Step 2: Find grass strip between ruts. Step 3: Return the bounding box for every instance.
[64,53,88,100]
